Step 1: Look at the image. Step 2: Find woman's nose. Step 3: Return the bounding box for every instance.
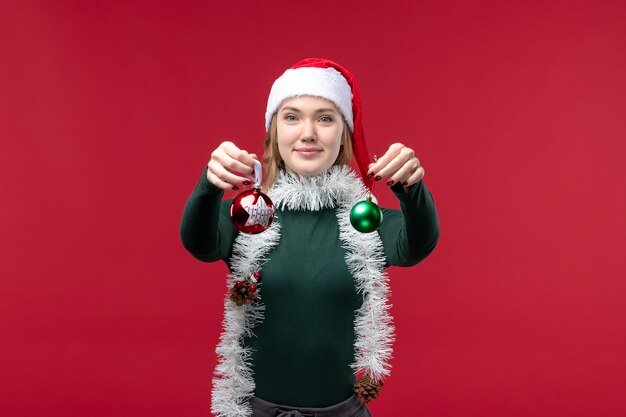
[300,120,317,141]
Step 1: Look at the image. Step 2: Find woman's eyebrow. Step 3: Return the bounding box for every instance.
[280,106,302,113]
[314,108,338,114]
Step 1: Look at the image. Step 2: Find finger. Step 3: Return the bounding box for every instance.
[213,148,255,176]
[220,142,257,172]
[369,147,395,174]
[377,149,417,180]
[208,159,250,189]
[403,166,425,188]
[206,167,232,190]
[384,158,416,185]
[370,143,405,178]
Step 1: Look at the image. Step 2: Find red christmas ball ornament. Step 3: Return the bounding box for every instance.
[248,283,257,293]
[230,188,275,234]
[234,280,245,289]
[253,271,262,281]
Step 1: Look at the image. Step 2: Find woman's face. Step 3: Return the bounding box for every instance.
[276,96,344,176]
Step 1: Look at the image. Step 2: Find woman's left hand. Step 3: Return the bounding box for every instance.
[368,143,425,188]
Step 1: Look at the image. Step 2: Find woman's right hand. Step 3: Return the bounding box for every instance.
[207,141,258,190]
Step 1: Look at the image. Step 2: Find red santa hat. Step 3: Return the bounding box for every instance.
[265,58,372,189]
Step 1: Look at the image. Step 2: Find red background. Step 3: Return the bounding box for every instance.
[2,1,625,416]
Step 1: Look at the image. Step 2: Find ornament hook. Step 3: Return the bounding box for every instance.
[246,160,263,189]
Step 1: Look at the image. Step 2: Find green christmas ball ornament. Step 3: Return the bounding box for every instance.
[350,197,383,233]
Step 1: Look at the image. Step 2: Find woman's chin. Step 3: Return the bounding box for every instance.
[285,163,333,176]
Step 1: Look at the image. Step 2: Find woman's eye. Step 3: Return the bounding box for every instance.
[319,116,333,123]
[285,114,297,121]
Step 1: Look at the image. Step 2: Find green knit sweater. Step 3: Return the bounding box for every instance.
[180,167,439,407]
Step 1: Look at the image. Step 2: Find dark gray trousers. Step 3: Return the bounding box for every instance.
[249,394,372,417]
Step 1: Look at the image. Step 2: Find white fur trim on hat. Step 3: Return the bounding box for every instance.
[265,67,354,132]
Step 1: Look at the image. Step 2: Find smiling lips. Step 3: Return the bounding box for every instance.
[294,148,322,157]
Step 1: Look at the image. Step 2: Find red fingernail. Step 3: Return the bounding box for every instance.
[375,176,382,181]
[386,179,394,186]
[232,186,239,191]
[367,172,375,179]
[242,180,251,186]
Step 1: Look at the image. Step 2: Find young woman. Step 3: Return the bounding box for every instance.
[180,58,439,417]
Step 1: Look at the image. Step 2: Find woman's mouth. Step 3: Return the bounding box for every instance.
[295,148,322,157]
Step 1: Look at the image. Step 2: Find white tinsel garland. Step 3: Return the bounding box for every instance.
[211,165,393,417]
[211,221,281,417]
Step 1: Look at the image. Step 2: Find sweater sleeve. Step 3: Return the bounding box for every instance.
[379,180,440,267]
[179,166,237,263]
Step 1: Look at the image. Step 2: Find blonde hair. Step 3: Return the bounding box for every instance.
[262,114,353,191]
